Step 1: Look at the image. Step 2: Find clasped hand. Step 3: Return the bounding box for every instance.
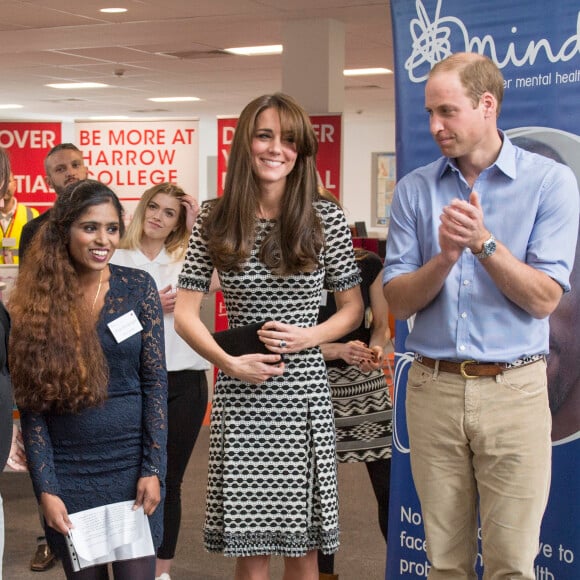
[341,340,383,371]
[222,320,314,385]
[439,191,490,263]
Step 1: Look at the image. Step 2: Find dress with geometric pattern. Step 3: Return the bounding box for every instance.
[178,199,361,557]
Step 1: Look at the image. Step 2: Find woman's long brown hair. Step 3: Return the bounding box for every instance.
[203,93,324,275]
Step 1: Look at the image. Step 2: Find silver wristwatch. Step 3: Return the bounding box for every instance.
[474,234,496,260]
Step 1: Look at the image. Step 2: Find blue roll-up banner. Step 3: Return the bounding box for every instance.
[387,1,579,579]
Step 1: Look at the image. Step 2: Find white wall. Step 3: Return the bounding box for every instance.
[64,114,396,234]
[341,114,395,238]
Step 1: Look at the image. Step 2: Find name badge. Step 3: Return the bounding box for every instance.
[107,310,143,343]
[2,238,16,247]
[320,289,328,306]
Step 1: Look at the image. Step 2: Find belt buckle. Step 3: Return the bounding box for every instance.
[460,360,478,379]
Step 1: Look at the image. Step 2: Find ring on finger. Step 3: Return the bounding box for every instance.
[279,340,287,348]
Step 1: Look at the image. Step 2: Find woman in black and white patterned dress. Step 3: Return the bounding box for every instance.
[175,93,362,579]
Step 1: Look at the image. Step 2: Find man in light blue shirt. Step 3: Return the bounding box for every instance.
[384,53,578,579]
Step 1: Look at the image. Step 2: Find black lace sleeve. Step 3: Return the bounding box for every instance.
[20,410,61,498]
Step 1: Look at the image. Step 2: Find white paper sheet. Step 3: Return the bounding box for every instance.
[66,500,154,571]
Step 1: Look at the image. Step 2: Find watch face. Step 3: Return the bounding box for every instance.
[476,235,496,259]
[484,238,497,255]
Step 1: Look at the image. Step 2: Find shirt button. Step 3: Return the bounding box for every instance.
[465,248,472,254]
[463,280,470,286]
[461,312,467,319]
[459,345,466,352]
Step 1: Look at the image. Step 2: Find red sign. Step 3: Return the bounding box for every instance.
[311,115,342,198]
[217,117,238,197]
[0,122,62,212]
[217,114,342,198]
[76,120,199,220]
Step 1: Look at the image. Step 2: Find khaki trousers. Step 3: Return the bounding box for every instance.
[406,359,551,580]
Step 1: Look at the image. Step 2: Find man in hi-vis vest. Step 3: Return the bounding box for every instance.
[0,173,38,264]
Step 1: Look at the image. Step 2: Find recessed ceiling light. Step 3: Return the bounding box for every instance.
[224,45,283,56]
[344,68,392,76]
[46,82,110,89]
[148,97,201,103]
[0,104,23,110]
[100,8,128,14]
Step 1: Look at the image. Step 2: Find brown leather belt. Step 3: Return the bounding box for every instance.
[416,356,534,379]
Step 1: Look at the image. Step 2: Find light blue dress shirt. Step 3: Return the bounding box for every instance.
[384,133,579,362]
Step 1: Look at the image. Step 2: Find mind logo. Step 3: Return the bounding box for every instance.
[404,0,580,82]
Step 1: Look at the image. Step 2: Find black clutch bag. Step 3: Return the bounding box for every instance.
[212,320,271,357]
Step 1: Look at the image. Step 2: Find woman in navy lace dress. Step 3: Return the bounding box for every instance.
[9,180,167,580]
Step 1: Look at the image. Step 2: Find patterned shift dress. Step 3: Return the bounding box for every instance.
[178,199,361,558]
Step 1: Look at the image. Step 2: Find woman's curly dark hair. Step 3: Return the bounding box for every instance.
[9,180,125,414]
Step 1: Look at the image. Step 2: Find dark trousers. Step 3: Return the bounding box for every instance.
[156,369,208,560]
[318,458,391,574]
